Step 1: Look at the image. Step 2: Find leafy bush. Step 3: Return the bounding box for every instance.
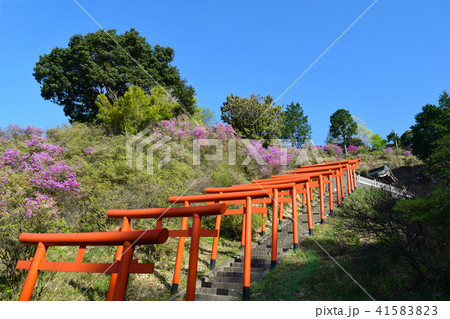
[324,144,343,155]
[336,188,449,294]
[383,147,393,155]
[96,86,176,135]
[346,145,358,155]
[0,126,79,293]
[370,133,387,150]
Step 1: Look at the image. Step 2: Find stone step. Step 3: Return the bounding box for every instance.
[234,250,279,257]
[195,287,242,296]
[248,252,282,257]
[208,274,260,282]
[230,261,270,268]
[256,242,290,249]
[201,281,242,290]
[215,269,264,278]
[253,245,289,251]
[221,267,267,273]
[194,294,237,301]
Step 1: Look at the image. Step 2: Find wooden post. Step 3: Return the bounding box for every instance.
[319,175,325,223]
[185,214,201,301]
[111,241,134,301]
[241,213,246,248]
[261,203,267,236]
[336,173,341,206]
[306,182,313,236]
[242,196,252,301]
[328,175,334,214]
[210,214,222,269]
[271,189,279,269]
[171,201,190,294]
[18,242,47,301]
[107,216,130,300]
[291,187,299,250]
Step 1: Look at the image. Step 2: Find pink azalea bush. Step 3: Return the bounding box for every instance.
[0,127,80,202]
[324,144,343,155]
[346,145,359,155]
[0,125,81,286]
[150,116,298,177]
[384,147,394,155]
[244,141,294,177]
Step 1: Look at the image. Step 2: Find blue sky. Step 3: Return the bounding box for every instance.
[0,0,449,144]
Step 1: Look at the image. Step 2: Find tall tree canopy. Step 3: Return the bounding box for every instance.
[387,130,400,148]
[411,90,450,159]
[221,94,284,141]
[352,116,373,145]
[329,109,357,155]
[281,102,311,147]
[33,29,196,122]
[400,130,413,148]
[370,133,387,150]
[96,86,176,135]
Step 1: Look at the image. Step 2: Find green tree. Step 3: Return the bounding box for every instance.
[281,102,311,147]
[410,90,450,159]
[427,133,450,181]
[387,130,400,148]
[370,133,387,150]
[324,131,338,145]
[96,86,176,135]
[400,130,413,148]
[352,116,373,145]
[347,137,365,147]
[33,29,196,123]
[220,94,284,140]
[329,109,357,155]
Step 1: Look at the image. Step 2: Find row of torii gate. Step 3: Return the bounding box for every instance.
[16,158,361,301]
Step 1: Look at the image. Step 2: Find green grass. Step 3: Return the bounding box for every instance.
[250,214,445,301]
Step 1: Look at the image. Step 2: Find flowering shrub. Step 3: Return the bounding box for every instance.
[243,141,294,177]
[346,145,359,155]
[149,115,297,177]
[384,147,394,155]
[403,150,412,156]
[308,145,324,151]
[324,144,343,155]
[155,116,236,141]
[0,131,79,198]
[0,125,80,289]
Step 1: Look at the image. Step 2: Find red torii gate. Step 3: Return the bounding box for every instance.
[290,159,361,196]
[16,229,169,301]
[251,171,336,231]
[106,203,227,301]
[275,164,349,205]
[168,189,285,300]
[301,160,360,193]
[205,182,302,263]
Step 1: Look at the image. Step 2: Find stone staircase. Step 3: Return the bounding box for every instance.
[171,178,349,301]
